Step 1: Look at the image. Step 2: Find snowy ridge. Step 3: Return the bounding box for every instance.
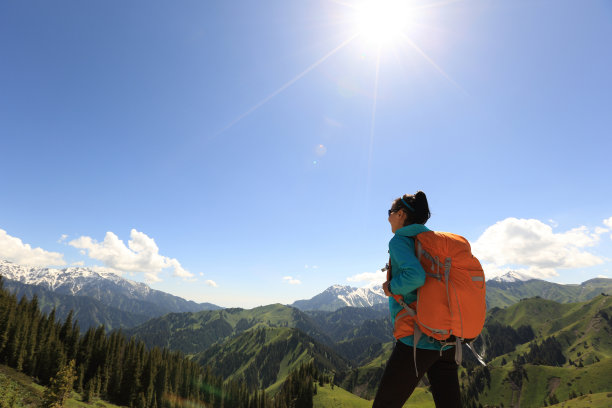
[0,259,149,297]
[1,259,221,330]
[334,285,385,308]
[489,270,531,283]
[292,284,386,311]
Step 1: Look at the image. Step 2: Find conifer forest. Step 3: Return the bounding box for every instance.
[0,277,322,408]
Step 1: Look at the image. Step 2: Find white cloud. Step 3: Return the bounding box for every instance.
[283,276,302,285]
[58,234,68,243]
[205,280,218,287]
[604,217,612,239]
[481,263,557,280]
[473,218,604,280]
[72,261,85,266]
[0,229,66,266]
[144,272,162,283]
[69,229,193,281]
[597,275,609,279]
[347,271,384,286]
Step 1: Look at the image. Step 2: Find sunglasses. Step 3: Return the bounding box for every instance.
[388,209,400,216]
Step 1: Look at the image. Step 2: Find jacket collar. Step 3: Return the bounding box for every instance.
[395,224,431,237]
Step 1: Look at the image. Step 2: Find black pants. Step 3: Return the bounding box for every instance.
[372,341,461,408]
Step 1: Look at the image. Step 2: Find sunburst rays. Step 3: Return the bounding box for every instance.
[213,33,359,137]
[212,0,466,166]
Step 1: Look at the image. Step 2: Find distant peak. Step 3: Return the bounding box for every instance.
[490,270,531,283]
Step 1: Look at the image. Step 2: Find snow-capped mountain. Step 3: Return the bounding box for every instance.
[0,260,220,318]
[291,284,386,312]
[0,259,150,297]
[489,270,532,283]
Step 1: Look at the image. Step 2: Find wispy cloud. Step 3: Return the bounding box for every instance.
[69,229,194,282]
[0,229,66,266]
[324,117,343,128]
[205,280,218,287]
[283,276,302,285]
[473,218,605,279]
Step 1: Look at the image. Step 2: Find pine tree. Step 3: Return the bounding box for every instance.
[41,359,77,408]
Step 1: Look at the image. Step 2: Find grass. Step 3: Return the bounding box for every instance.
[473,358,612,408]
[314,383,372,408]
[548,392,612,407]
[0,364,121,408]
[401,388,435,408]
[314,383,435,408]
[0,364,42,407]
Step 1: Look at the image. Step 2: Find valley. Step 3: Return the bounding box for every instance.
[1,264,612,407]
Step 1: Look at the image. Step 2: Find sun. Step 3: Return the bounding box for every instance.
[353,0,412,46]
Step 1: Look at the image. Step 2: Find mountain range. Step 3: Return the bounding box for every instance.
[485,275,612,309]
[291,271,612,312]
[0,260,220,329]
[123,290,612,405]
[3,258,612,328]
[2,258,612,406]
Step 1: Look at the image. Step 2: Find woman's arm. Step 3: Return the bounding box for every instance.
[388,236,426,295]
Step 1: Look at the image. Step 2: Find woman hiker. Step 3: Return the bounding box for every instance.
[372,191,461,408]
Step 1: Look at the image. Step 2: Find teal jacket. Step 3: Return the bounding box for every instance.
[388,224,447,351]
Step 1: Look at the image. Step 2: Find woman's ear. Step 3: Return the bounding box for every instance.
[397,210,408,223]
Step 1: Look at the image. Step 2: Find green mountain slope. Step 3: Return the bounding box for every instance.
[548,391,612,407]
[305,306,389,342]
[486,294,612,364]
[0,364,122,408]
[125,303,335,355]
[313,382,435,408]
[486,277,612,309]
[193,327,350,392]
[469,358,612,408]
[461,294,612,407]
[306,306,392,364]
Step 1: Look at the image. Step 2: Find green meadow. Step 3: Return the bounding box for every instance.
[314,382,435,408]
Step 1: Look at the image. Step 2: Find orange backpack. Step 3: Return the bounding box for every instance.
[387,231,486,370]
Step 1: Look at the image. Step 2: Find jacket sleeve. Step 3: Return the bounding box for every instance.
[388,236,426,295]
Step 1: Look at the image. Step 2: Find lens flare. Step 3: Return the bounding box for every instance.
[315,144,327,156]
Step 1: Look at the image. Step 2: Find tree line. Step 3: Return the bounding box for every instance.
[0,276,331,407]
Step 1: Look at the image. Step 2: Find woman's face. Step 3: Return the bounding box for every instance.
[388,209,407,233]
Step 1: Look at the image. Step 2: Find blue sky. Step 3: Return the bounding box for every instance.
[1,0,611,308]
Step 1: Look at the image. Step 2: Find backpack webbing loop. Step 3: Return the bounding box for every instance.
[412,324,423,377]
[466,340,487,366]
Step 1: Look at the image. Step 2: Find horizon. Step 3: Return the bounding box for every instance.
[1,0,611,308]
[1,259,610,309]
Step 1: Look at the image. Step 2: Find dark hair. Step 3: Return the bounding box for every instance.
[390,191,431,226]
